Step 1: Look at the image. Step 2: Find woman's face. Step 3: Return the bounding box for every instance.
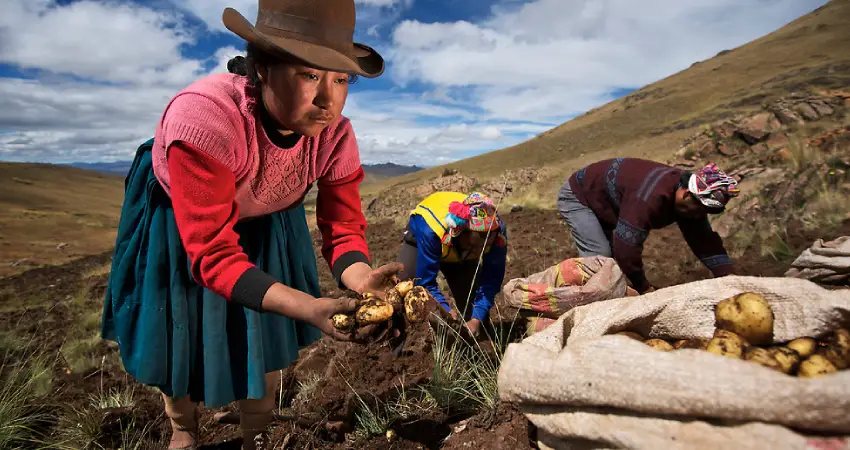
[257,61,351,137]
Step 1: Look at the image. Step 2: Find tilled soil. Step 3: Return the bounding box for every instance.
[1,209,847,449]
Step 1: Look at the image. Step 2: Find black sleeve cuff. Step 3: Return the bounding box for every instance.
[231,267,278,311]
[332,251,370,289]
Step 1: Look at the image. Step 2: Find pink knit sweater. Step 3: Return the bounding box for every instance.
[151,73,361,219]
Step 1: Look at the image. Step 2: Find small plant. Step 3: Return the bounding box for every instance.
[88,385,136,411]
[352,394,392,440]
[0,349,54,448]
[292,373,322,409]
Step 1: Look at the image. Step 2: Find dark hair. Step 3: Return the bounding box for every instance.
[226,44,358,86]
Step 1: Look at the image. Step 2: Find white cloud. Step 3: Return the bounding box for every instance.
[0,78,177,162]
[0,0,831,168]
[389,0,829,122]
[171,0,412,37]
[339,91,540,166]
[0,0,204,86]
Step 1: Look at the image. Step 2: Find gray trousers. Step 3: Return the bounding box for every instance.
[557,182,613,257]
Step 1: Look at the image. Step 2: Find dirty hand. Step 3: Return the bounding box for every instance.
[307,297,360,341]
[464,318,482,337]
[356,262,404,298]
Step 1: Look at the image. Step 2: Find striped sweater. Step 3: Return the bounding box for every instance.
[567,158,734,291]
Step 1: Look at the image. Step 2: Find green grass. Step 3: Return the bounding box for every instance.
[0,350,55,448]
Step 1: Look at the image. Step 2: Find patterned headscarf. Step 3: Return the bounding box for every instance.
[442,192,502,245]
[688,162,740,209]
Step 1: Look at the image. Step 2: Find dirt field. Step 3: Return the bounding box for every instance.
[2,206,847,449]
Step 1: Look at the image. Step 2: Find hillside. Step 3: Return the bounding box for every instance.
[364,0,850,203]
[66,160,423,183]
[0,163,124,277]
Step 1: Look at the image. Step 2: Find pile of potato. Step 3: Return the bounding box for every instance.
[616,292,850,378]
[331,280,433,333]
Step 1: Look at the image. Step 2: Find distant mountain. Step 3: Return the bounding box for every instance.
[63,160,423,181]
[362,162,424,180]
[66,161,133,176]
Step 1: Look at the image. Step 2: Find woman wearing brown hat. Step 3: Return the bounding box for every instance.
[100,0,397,448]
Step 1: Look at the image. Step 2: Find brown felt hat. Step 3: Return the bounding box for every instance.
[222,0,384,78]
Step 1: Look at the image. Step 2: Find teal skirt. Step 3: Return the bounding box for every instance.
[101,139,323,408]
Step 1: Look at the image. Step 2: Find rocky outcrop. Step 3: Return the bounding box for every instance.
[672,91,849,166]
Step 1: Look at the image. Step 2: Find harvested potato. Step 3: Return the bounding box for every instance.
[768,347,801,374]
[616,331,645,342]
[786,337,818,358]
[395,280,415,297]
[820,328,850,370]
[706,330,747,359]
[743,347,783,372]
[798,354,839,378]
[356,299,394,325]
[358,292,378,306]
[331,314,355,332]
[674,339,709,350]
[404,286,431,323]
[715,292,774,346]
[645,339,674,351]
[385,287,404,311]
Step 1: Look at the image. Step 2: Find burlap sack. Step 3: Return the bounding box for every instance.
[498,276,850,450]
[502,256,635,335]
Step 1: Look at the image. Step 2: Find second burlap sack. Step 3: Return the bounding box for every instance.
[498,276,850,450]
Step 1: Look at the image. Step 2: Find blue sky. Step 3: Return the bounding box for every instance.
[0,0,827,166]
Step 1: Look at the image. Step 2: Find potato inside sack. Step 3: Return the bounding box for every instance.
[706,330,748,359]
[644,339,674,351]
[743,347,783,373]
[404,286,433,323]
[615,331,645,342]
[820,328,850,370]
[798,354,838,378]
[786,337,818,358]
[674,339,709,350]
[714,292,774,346]
[356,299,394,325]
[768,347,800,374]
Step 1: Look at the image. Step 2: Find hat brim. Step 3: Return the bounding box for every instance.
[222,8,384,78]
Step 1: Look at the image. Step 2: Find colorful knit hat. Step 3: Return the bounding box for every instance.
[688,162,740,209]
[442,192,502,245]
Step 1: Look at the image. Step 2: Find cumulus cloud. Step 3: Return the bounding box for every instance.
[389,0,828,122]
[0,0,829,166]
[0,0,203,86]
[337,91,543,166]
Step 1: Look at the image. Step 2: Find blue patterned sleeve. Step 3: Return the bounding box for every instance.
[471,232,508,322]
[677,216,735,277]
[409,215,452,312]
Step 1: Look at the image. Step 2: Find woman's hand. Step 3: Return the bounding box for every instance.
[261,283,380,342]
[341,262,404,299]
[464,318,482,337]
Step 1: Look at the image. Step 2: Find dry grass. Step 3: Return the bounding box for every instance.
[0,164,124,279]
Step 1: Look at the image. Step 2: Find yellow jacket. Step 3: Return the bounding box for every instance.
[411,191,490,263]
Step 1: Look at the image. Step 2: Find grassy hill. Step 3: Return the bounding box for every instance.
[363,0,850,204]
[0,163,124,277]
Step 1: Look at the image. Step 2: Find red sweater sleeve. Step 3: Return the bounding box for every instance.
[316,166,370,285]
[167,141,276,310]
